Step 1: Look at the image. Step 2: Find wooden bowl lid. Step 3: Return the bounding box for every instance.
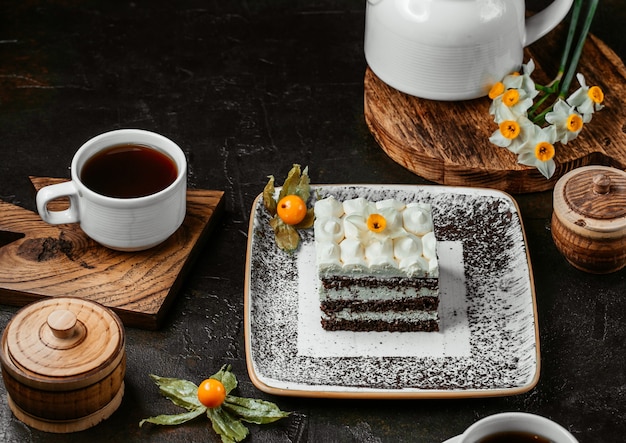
[554,166,626,234]
[1,297,124,389]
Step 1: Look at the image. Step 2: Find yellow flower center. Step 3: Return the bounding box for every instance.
[367,214,387,233]
[488,82,505,99]
[566,114,583,133]
[534,142,555,162]
[499,120,521,139]
[588,86,604,104]
[502,89,520,107]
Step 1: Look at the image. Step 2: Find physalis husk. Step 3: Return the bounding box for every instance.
[263,164,314,252]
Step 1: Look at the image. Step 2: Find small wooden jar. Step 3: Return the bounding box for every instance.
[0,297,125,433]
[552,165,626,274]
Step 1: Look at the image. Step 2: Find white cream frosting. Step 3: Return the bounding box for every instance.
[315,196,438,277]
[365,238,397,270]
[422,231,437,260]
[316,241,342,269]
[342,214,365,240]
[403,203,434,236]
[339,238,368,270]
[342,198,373,215]
[376,198,405,211]
[314,196,343,218]
[323,309,438,323]
[314,217,344,244]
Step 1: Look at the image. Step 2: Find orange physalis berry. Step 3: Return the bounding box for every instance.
[367,214,387,233]
[276,194,307,225]
[197,378,226,409]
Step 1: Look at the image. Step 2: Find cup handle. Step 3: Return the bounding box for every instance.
[36,181,81,225]
[525,0,574,47]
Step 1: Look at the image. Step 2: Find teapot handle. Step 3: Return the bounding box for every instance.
[525,0,574,47]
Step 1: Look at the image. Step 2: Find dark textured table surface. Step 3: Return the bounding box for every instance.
[1,1,625,442]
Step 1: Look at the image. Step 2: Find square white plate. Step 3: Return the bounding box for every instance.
[244,185,540,398]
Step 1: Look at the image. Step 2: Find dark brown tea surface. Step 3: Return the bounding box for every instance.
[477,431,553,443]
[81,144,178,198]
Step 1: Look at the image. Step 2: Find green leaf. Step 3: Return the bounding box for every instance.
[210,364,238,394]
[278,164,302,201]
[148,374,203,411]
[139,408,205,427]
[263,175,277,216]
[223,395,290,425]
[270,217,301,252]
[206,407,250,443]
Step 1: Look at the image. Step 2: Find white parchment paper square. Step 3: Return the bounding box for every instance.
[297,241,470,358]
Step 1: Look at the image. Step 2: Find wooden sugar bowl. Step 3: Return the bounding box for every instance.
[552,165,626,274]
[0,297,125,433]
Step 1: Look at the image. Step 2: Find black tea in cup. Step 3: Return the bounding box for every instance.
[478,431,553,443]
[80,144,178,198]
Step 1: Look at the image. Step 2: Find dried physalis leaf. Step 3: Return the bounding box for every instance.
[294,166,311,202]
[270,216,300,253]
[264,164,314,252]
[263,175,277,216]
[293,207,315,230]
[278,164,303,201]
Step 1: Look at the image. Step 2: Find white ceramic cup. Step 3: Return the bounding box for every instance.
[36,129,187,251]
[459,412,578,443]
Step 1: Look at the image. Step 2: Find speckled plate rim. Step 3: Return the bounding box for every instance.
[244,184,540,399]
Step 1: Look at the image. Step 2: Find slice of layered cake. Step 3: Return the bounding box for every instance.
[314,196,439,332]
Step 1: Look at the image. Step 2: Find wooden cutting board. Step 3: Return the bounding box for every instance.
[364,32,626,194]
[0,177,225,330]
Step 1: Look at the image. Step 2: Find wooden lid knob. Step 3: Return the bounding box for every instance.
[46,309,77,339]
[592,173,611,195]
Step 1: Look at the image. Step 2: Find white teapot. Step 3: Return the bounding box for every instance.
[364,0,573,100]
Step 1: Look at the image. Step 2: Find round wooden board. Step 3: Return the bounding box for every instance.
[364,32,626,194]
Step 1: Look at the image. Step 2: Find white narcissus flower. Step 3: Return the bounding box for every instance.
[489,116,535,153]
[545,99,584,144]
[489,86,534,123]
[566,73,604,123]
[488,60,539,123]
[344,205,406,246]
[506,59,539,100]
[487,58,605,180]
[516,123,558,179]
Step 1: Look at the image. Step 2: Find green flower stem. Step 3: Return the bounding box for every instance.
[556,0,584,80]
[532,105,554,125]
[559,0,599,98]
[530,0,598,124]
[529,84,560,123]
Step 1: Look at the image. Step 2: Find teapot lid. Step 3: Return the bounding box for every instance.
[1,297,124,390]
[553,166,626,233]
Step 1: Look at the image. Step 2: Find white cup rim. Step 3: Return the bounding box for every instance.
[70,128,187,207]
[460,412,578,443]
